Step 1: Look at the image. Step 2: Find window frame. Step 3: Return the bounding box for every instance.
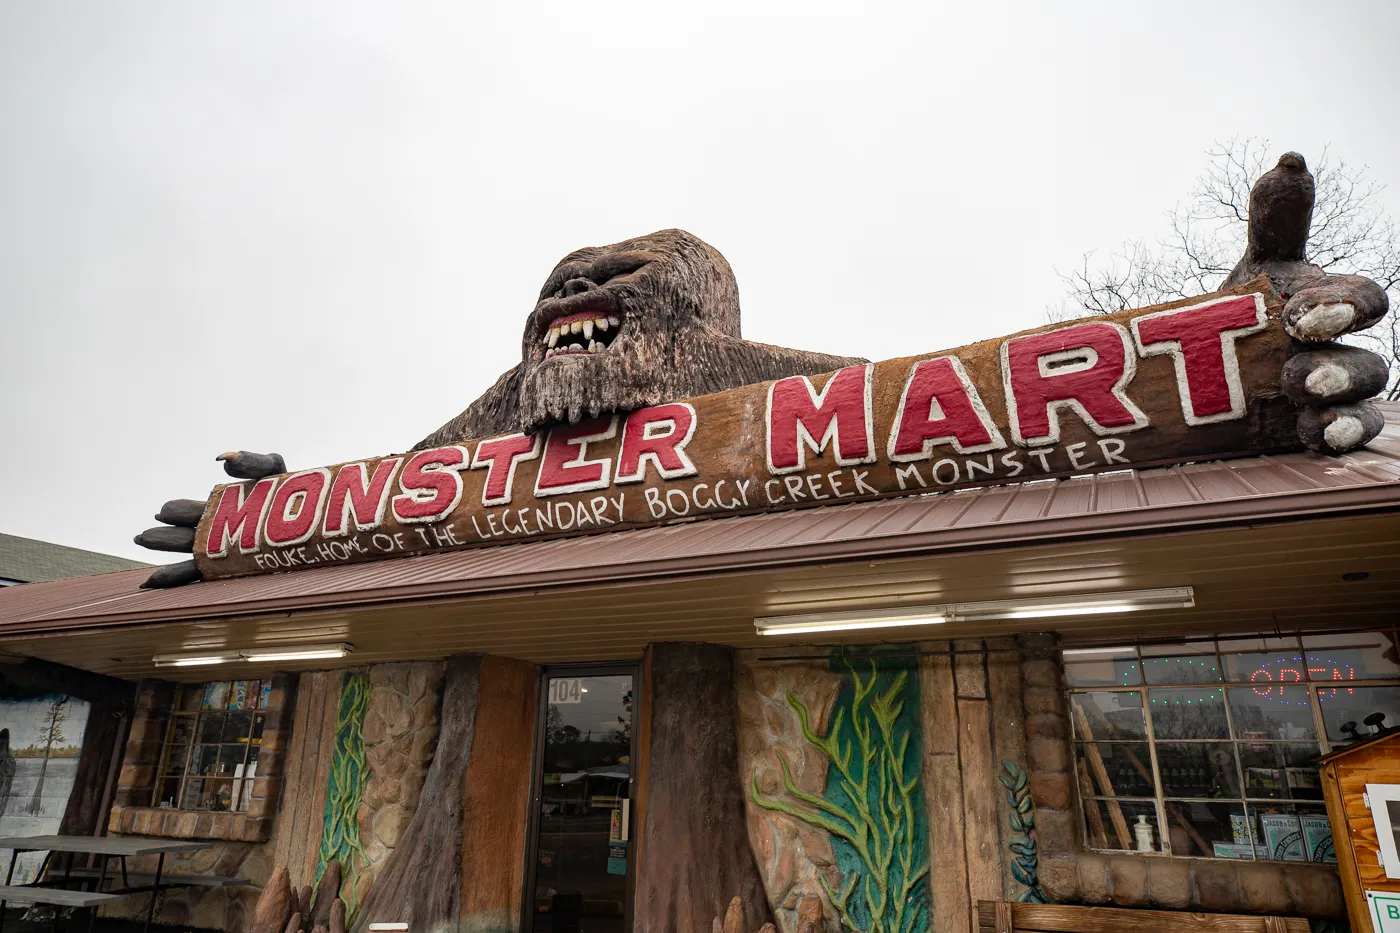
[153,680,270,813]
[1065,631,1400,860]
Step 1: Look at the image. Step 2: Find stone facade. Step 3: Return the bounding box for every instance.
[100,663,445,932]
[349,661,443,907]
[107,676,293,842]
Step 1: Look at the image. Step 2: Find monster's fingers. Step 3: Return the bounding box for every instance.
[1281,344,1389,407]
[141,560,203,589]
[154,498,206,527]
[216,450,287,479]
[133,526,196,553]
[1282,275,1390,342]
[1296,401,1385,454]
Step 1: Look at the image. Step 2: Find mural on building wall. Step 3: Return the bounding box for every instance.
[319,671,372,917]
[0,693,90,883]
[749,657,930,933]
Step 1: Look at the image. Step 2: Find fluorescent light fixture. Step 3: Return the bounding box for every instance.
[241,643,353,663]
[152,643,354,667]
[152,651,240,668]
[756,607,949,637]
[950,588,1194,622]
[753,587,1194,637]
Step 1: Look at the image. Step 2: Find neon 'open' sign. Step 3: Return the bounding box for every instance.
[1251,654,1355,698]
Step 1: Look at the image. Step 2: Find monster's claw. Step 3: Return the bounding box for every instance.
[141,560,203,589]
[216,450,287,479]
[1283,275,1389,342]
[1281,344,1389,406]
[154,499,206,527]
[1296,402,1385,454]
[133,526,196,553]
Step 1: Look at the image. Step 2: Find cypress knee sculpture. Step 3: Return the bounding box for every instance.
[135,166,1393,585]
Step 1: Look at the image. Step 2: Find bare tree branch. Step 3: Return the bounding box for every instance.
[1052,137,1399,394]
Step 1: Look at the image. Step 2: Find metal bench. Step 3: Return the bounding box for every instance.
[976,901,1310,933]
[0,885,128,909]
[49,867,250,889]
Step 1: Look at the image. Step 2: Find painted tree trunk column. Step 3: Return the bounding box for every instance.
[459,656,538,933]
[634,643,773,933]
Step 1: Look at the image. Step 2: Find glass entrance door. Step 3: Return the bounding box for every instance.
[528,670,635,933]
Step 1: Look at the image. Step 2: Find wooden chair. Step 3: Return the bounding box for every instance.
[976,901,1309,933]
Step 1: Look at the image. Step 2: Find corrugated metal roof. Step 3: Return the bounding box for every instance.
[0,533,149,584]
[1,403,1397,638]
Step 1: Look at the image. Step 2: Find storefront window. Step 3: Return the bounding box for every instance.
[154,680,271,812]
[1065,631,1400,862]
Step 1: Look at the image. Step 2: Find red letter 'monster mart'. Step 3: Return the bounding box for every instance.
[534,418,619,497]
[206,478,277,558]
[766,364,875,474]
[615,403,699,484]
[264,469,331,547]
[1001,322,1147,446]
[471,434,541,506]
[1131,293,1267,425]
[391,446,471,523]
[888,356,1006,461]
[323,458,402,537]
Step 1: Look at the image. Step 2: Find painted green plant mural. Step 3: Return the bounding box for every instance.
[999,759,1048,904]
[318,671,371,916]
[751,657,929,933]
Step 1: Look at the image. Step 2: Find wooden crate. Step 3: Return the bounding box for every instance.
[976,901,1309,933]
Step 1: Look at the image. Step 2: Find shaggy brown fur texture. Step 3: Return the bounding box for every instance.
[415,229,863,447]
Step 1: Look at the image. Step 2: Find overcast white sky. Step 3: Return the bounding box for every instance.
[2,1,1398,563]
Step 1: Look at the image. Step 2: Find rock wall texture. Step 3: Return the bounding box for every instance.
[102,662,447,932]
[351,661,444,908]
[736,653,843,933]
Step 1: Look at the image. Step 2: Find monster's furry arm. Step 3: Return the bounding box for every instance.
[671,333,865,401]
[413,364,525,450]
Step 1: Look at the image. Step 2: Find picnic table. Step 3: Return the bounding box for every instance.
[0,835,220,933]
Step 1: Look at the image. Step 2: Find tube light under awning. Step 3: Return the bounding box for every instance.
[152,643,354,667]
[754,587,1194,637]
[241,644,354,663]
[756,609,948,637]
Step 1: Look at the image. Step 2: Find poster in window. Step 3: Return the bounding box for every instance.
[1366,784,1400,880]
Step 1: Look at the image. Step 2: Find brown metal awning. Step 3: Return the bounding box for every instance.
[1,403,1397,679]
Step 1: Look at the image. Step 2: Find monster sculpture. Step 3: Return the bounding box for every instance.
[135,152,1391,587]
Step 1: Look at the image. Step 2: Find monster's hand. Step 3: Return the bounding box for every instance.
[1222,152,1390,454]
[136,451,287,588]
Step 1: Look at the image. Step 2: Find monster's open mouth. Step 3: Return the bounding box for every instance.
[543,310,623,358]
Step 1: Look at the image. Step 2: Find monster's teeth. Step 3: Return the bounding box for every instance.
[545,347,555,358]
[547,327,559,348]
[570,320,583,336]
[583,320,594,340]
[595,317,609,332]
[608,315,620,327]
[571,342,583,351]
[589,339,600,352]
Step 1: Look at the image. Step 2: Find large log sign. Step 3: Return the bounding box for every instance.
[137,151,1391,587]
[194,287,1296,580]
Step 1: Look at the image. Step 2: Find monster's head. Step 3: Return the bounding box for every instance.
[413,228,861,447]
[514,228,742,428]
